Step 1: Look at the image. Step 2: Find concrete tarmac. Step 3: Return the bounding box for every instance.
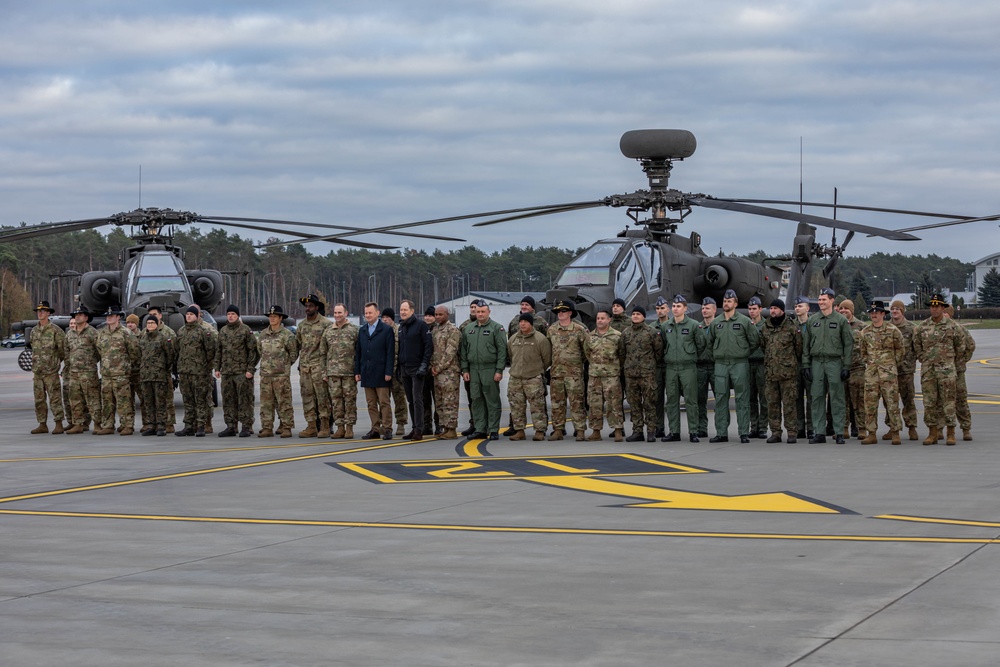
[2,330,1000,666]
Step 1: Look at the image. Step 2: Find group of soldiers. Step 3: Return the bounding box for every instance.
[27,286,974,447]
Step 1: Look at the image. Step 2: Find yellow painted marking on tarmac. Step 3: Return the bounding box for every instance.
[0,439,423,505]
[462,439,488,457]
[525,476,845,513]
[877,514,1000,527]
[1,508,997,544]
[526,459,600,474]
[400,461,516,479]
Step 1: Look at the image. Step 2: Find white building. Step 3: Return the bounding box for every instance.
[972,252,1000,303]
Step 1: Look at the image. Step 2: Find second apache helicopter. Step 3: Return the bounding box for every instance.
[260,129,998,326]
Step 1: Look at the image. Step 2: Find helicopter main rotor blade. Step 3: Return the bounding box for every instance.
[887,212,1000,234]
[257,200,607,249]
[472,202,606,227]
[716,198,974,220]
[688,197,920,241]
[198,216,466,243]
[0,217,113,243]
[823,230,855,281]
[204,220,400,251]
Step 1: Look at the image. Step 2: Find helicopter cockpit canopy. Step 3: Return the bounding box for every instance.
[556,241,623,287]
[557,240,663,306]
[124,251,193,309]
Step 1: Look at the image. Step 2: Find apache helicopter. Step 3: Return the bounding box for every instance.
[258,129,997,327]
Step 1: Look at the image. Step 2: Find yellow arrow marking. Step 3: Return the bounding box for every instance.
[525,476,848,513]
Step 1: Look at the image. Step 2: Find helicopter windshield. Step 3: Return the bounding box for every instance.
[133,252,188,294]
[557,241,623,286]
[615,247,644,303]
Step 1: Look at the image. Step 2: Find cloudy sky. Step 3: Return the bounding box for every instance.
[1,1,998,262]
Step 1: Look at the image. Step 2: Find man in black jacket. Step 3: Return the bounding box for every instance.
[355,302,396,439]
[397,299,433,440]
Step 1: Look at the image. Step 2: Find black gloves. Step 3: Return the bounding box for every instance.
[801,367,812,383]
[417,364,428,376]
[840,369,850,381]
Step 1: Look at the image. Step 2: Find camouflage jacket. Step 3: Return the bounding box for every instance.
[65,325,100,377]
[508,313,549,339]
[139,327,176,382]
[320,320,359,377]
[913,316,966,371]
[760,315,802,381]
[547,321,588,378]
[610,313,629,333]
[431,320,462,375]
[507,330,552,379]
[258,325,299,377]
[706,311,759,363]
[30,321,65,375]
[957,324,975,370]
[858,322,903,380]
[216,320,260,375]
[174,321,216,375]
[661,315,706,366]
[891,317,917,374]
[620,321,662,377]
[296,316,331,372]
[97,324,139,378]
[847,317,866,372]
[584,328,623,377]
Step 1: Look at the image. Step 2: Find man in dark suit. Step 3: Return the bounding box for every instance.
[355,302,396,439]
[397,299,433,440]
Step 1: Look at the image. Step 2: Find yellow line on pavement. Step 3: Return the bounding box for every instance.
[876,514,1000,528]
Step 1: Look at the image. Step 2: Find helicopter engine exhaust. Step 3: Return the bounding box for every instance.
[79,271,121,313]
[620,129,697,160]
[704,264,729,287]
[186,270,224,311]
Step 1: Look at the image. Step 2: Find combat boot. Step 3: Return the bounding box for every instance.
[65,424,85,435]
[891,430,901,445]
[52,421,65,434]
[533,431,546,441]
[548,428,564,441]
[963,428,973,441]
[861,433,878,445]
[646,430,656,443]
[395,424,406,436]
[344,426,354,439]
[218,426,237,437]
[279,425,292,438]
[239,426,253,438]
[908,426,919,441]
[439,428,457,440]
[625,431,644,442]
[923,427,939,446]
[317,418,331,438]
[332,424,346,439]
[613,428,624,442]
[298,421,318,438]
[166,424,175,434]
[119,427,134,436]
[946,426,957,446]
[586,429,603,441]
[82,421,90,432]
[576,430,586,442]
[857,428,867,440]
[204,422,213,434]
[30,423,48,434]
[258,427,274,438]
[461,424,476,437]
[766,434,782,444]
[509,430,526,441]
[93,426,115,435]
[882,431,892,440]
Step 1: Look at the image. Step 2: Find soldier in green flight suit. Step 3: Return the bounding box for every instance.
[460,300,507,440]
[695,297,717,438]
[660,294,705,442]
[706,289,759,443]
[652,296,671,438]
[746,296,768,438]
[802,287,854,444]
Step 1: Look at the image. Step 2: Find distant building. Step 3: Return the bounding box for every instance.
[972,253,1000,303]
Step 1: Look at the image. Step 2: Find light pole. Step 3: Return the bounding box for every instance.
[425,272,439,306]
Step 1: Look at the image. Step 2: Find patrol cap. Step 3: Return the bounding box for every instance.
[266,305,285,317]
[701,297,717,306]
[226,304,240,316]
[612,298,627,308]
[69,305,94,322]
[520,295,535,308]
[655,296,669,307]
[794,295,810,305]
[867,300,889,313]
[819,287,836,298]
[380,307,395,320]
[748,296,761,307]
[33,300,55,312]
[770,298,785,311]
[929,293,947,306]
[518,312,535,324]
[672,294,687,304]
[632,304,647,317]
[723,289,737,300]
[552,300,575,313]
[299,293,326,316]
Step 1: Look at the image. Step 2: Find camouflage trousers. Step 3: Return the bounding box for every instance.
[956,370,971,430]
[178,373,210,429]
[221,373,255,428]
[796,374,813,433]
[714,360,751,436]
[130,370,143,421]
[326,374,358,426]
[549,375,587,431]
[748,361,768,433]
[765,376,798,435]
[203,371,215,428]
[433,371,461,429]
[33,372,64,423]
[846,371,865,434]
[299,368,331,424]
[66,373,100,427]
[141,380,173,429]
[864,370,901,433]
[697,363,715,434]
[654,364,666,432]
[588,375,623,430]
[508,375,547,432]
[891,372,918,429]
[665,364,699,436]
[391,375,408,425]
[260,375,295,430]
[101,375,134,430]
[921,365,957,428]
[625,374,658,431]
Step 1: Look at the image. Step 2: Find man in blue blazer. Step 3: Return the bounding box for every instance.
[355,302,396,439]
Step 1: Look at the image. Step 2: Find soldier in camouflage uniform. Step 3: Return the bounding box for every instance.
[215,305,260,438]
[584,309,625,442]
[546,300,589,441]
[610,298,629,333]
[195,307,219,433]
[760,299,802,443]
[139,315,176,436]
[946,305,975,441]
[913,293,967,446]
[297,294,333,438]
[431,305,462,439]
[706,289,760,443]
[621,304,663,442]
[839,299,867,439]
[147,305,177,432]
[257,305,299,437]
[503,296,549,436]
[95,306,140,435]
[653,296,671,438]
[660,295,705,442]
[506,313,552,441]
[29,300,66,434]
[858,301,904,445]
[382,307,409,436]
[126,313,144,428]
[320,303,360,439]
[422,307,438,433]
[695,297,717,438]
[174,305,216,437]
[64,307,101,434]
[746,296,769,438]
[889,300,919,441]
